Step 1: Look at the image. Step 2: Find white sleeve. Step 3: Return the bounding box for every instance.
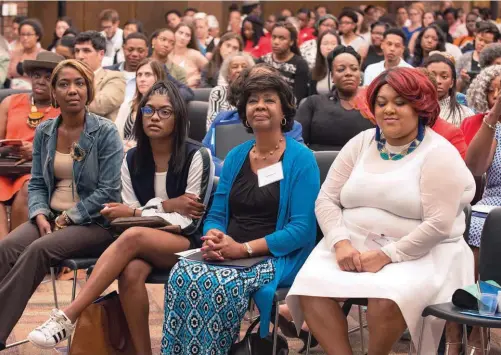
[142,148,214,233]
[120,157,141,209]
[381,145,475,262]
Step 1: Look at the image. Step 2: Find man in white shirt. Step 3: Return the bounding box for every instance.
[363,28,413,86]
[99,9,123,63]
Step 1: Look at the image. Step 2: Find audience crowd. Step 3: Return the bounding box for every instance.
[0,2,500,354]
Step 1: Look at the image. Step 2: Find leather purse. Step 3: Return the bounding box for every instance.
[230,316,289,355]
[110,216,172,231]
[69,291,135,355]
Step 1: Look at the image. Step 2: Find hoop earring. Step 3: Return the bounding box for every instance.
[244,120,250,128]
[281,117,286,126]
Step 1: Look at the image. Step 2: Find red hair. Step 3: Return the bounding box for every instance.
[366,67,440,126]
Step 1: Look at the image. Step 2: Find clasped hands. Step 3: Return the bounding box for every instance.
[335,240,391,273]
[201,229,247,261]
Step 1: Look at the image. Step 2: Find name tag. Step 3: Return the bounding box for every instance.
[257,162,284,187]
[364,232,393,251]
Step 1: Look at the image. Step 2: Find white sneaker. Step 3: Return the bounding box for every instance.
[28,309,75,349]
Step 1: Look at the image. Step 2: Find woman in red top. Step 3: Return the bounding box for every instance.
[241,15,265,59]
[0,52,62,238]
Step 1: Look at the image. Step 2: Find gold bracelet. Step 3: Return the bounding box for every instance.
[483,117,496,131]
[54,219,66,230]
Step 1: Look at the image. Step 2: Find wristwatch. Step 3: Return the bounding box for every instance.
[244,242,253,257]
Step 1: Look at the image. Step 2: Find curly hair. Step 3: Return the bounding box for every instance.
[233,66,296,133]
[366,67,440,126]
[219,52,255,83]
[412,25,447,67]
[479,43,501,68]
[466,65,501,112]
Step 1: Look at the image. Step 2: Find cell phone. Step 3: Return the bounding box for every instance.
[467,71,480,80]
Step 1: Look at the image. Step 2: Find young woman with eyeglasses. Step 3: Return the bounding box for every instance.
[29,80,214,355]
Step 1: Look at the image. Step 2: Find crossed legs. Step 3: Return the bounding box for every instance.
[61,227,191,355]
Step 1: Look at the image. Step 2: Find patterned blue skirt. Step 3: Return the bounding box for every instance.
[161,258,276,355]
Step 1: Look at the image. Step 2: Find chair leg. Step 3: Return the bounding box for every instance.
[408,340,413,355]
[67,269,78,353]
[71,269,78,301]
[463,324,468,349]
[50,267,59,309]
[305,331,312,355]
[416,318,425,355]
[480,327,487,355]
[272,301,279,355]
[5,339,29,349]
[358,306,365,354]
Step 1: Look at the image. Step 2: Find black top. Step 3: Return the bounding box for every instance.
[227,155,280,243]
[471,58,480,73]
[362,46,384,72]
[295,93,375,151]
[257,53,310,105]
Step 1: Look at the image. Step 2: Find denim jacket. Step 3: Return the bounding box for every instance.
[28,112,123,227]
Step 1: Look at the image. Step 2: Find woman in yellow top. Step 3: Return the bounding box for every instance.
[0,51,63,238]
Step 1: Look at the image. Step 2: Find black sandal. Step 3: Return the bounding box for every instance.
[277,315,318,352]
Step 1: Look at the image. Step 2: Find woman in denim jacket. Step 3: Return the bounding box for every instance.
[0,59,123,351]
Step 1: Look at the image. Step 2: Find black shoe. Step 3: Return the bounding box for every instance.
[0,342,5,351]
[277,315,318,352]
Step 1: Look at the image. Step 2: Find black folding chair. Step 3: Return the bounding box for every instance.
[192,88,212,102]
[214,123,253,160]
[416,207,501,355]
[187,101,209,142]
[272,151,339,355]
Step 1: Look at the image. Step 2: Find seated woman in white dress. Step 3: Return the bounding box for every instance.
[286,67,476,355]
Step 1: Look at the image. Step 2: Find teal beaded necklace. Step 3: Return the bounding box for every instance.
[376,123,425,161]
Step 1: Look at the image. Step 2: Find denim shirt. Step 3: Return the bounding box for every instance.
[28,112,123,227]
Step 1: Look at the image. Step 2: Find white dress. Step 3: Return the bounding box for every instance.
[286,128,475,354]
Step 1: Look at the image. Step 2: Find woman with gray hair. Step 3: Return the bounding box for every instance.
[206,51,254,130]
[455,64,501,354]
[479,43,501,68]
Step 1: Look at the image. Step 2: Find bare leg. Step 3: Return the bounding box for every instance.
[279,304,310,331]
[299,296,352,355]
[445,322,463,355]
[366,299,407,355]
[62,227,190,322]
[10,182,28,232]
[119,259,153,355]
[0,202,8,239]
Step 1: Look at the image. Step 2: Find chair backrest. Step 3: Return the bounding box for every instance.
[214,123,254,159]
[0,89,30,102]
[187,101,208,142]
[193,88,212,102]
[479,207,501,284]
[313,151,339,185]
[313,151,339,243]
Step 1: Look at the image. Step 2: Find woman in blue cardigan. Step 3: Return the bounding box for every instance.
[161,68,320,354]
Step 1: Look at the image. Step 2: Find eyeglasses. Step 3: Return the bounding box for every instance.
[339,21,354,25]
[141,105,173,120]
[372,31,385,36]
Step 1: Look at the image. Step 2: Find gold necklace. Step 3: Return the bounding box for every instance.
[251,138,284,160]
[27,96,50,128]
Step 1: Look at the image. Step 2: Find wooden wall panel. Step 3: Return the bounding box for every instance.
[27,1,58,49]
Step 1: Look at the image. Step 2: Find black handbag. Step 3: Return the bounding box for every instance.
[230,316,288,355]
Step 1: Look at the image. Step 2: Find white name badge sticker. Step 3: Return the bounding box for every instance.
[364,232,393,251]
[257,161,284,187]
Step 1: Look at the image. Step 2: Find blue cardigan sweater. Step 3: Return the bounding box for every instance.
[203,136,320,337]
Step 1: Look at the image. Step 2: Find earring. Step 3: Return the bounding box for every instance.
[281,117,286,126]
[244,120,250,128]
